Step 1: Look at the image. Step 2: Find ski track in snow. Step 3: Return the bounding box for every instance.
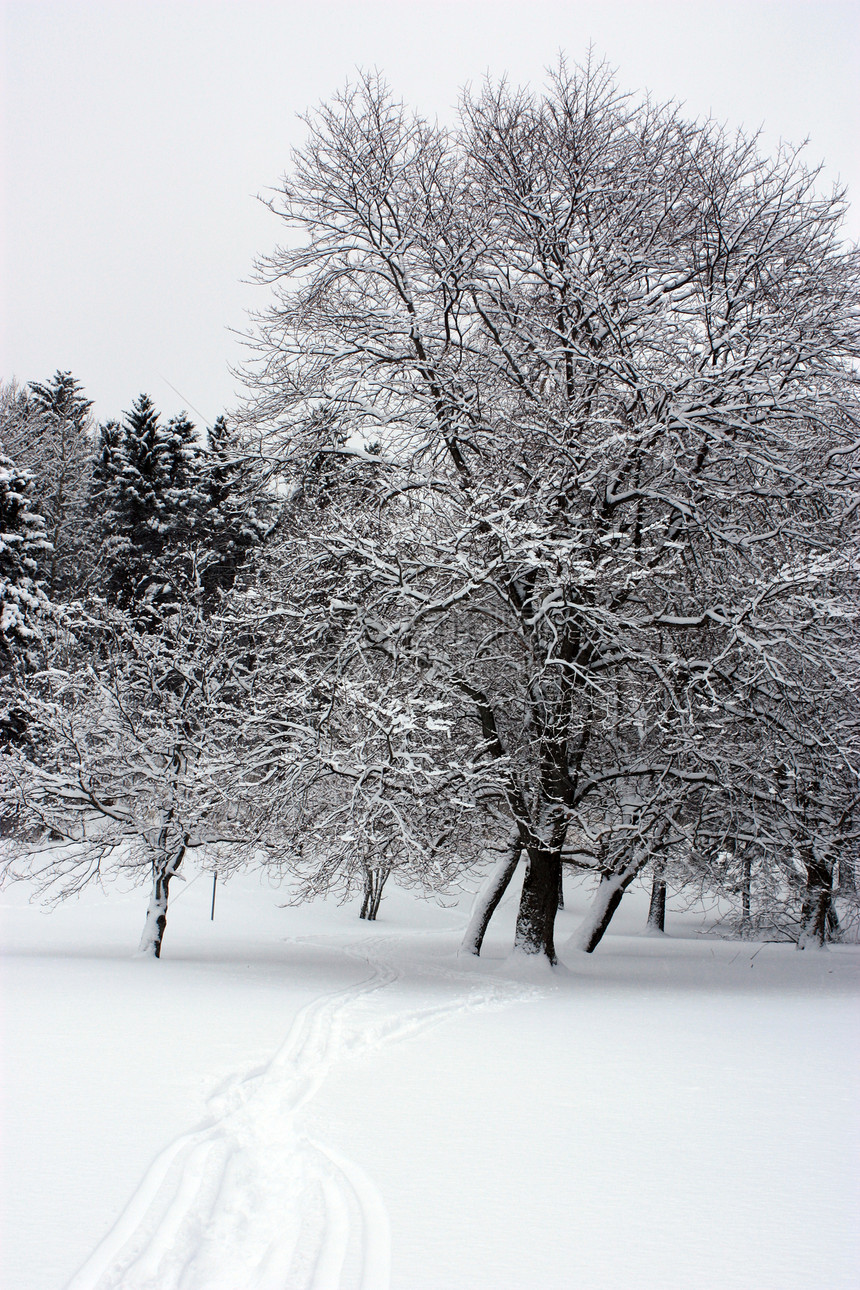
[64,935,530,1290]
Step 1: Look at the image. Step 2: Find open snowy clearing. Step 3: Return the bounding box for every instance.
[2,867,858,1290]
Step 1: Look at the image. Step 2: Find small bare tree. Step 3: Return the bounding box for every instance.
[0,603,258,956]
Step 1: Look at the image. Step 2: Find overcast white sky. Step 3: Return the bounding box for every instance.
[2,0,858,427]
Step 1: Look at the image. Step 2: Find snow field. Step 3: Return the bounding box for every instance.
[2,867,858,1289]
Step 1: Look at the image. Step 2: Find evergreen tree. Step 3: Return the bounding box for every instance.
[0,454,52,745]
[92,399,266,615]
[92,418,123,490]
[0,454,52,657]
[27,371,92,432]
[92,395,207,613]
[198,414,267,599]
[1,372,94,598]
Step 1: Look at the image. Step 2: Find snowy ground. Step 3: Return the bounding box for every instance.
[2,865,858,1290]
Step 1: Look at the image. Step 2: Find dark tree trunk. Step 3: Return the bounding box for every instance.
[837,853,856,894]
[514,849,561,963]
[570,836,660,954]
[827,903,840,939]
[557,864,565,911]
[368,867,389,920]
[646,872,666,934]
[797,852,833,950]
[360,866,391,921]
[575,873,630,952]
[741,851,752,933]
[460,836,522,956]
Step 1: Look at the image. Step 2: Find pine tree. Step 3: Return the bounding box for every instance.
[198,415,267,599]
[1,372,94,598]
[92,399,266,616]
[92,418,123,491]
[114,392,162,530]
[92,395,207,614]
[0,455,52,661]
[27,371,92,433]
[0,454,53,747]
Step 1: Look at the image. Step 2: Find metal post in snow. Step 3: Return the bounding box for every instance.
[210,872,217,921]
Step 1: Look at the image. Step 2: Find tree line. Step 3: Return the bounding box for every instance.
[2,60,858,961]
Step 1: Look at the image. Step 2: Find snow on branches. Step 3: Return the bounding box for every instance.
[241,59,860,957]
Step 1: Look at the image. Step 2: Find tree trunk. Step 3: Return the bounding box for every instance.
[827,903,840,939]
[137,846,185,958]
[360,865,391,921]
[646,870,666,934]
[460,836,522,956]
[368,867,390,920]
[797,852,833,950]
[569,836,660,954]
[513,849,561,963]
[837,853,856,894]
[572,872,630,952]
[740,851,752,933]
[557,864,565,911]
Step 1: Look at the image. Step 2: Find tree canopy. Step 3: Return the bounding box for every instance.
[239,61,860,959]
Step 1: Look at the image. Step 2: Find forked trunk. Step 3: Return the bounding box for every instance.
[460,835,522,956]
[646,870,666,934]
[368,868,390,920]
[137,845,186,958]
[360,865,391,921]
[514,849,561,963]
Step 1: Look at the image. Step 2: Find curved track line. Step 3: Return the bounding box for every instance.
[310,1140,392,1290]
[64,934,533,1290]
[308,1171,351,1290]
[65,1129,214,1290]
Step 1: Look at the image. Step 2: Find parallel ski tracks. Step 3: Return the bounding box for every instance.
[65,936,526,1290]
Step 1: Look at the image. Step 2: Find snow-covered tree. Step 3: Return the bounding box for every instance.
[26,372,94,595]
[0,372,93,598]
[0,455,52,665]
[223,482,498,917]
[0,449,54,780]
[92,394,209,615]
[241,61,860,960]
[198,414,268,600]
[0,601,261,956]
[92,399,266,617]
